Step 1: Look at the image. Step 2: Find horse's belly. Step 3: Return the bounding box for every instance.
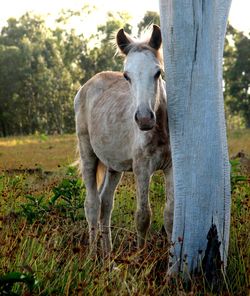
[93,147,133,172]
[101,156,133,172]
[90,132,133,172]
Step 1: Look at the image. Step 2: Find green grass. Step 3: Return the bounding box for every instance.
[0,170,170,295]
[0,131,249,295]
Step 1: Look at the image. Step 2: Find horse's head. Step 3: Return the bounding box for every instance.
[117,25,163,131]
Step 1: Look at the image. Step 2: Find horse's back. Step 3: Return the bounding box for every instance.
[74,71,125,112]
[74,71,128,133]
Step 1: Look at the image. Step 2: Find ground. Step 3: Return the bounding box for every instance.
[0,131,249,295]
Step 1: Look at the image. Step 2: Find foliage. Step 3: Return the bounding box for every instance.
[224,25,250,128]
[0,13,81,136]
[230,159,247,192]
[226,170,249,295]
[0,9,249,136]
[81,12,132,82]
[20,194,50,224]
[137,11,160,35]
[50,171,85,222]
[0,271,36,295]
[18,167,85,223]
[0,10,133,137]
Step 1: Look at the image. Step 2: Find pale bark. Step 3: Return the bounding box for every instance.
[159,0,232,274]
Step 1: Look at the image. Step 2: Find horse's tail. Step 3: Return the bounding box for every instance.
[96,160,106,191]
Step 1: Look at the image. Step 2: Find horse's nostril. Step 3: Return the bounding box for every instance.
[135,112,139,122]
[150,111,155,120]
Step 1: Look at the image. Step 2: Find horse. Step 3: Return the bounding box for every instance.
[74,25,173,256]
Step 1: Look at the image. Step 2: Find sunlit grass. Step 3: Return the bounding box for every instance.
[0,134,76,171]
[0,130,249,172]
[0,134,72,147]
[228,129,250,156]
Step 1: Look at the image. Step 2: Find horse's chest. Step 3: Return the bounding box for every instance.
[135,132,171,172]
[148,144,170,170]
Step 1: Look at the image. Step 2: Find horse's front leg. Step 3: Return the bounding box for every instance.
[134,164,151,249]
[78,134,100,255]
[100,170,122,257]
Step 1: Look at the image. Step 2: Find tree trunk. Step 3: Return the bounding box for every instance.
[0,119,7,137]
[159,0,232,278]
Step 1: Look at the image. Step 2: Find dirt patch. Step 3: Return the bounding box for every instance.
[1,168,53,176]
[232,150,250,175]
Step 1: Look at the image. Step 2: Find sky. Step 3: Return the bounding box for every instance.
[0,0,249,36]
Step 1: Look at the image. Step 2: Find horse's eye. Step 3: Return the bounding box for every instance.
[154,70,161,79]
[123,72,131,83]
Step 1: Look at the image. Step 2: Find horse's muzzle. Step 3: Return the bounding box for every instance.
[135,110,156,131]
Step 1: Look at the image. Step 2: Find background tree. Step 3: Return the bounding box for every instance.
[83,12,132,81]
[137,11,160,35]
[224,26,250,127]
[0,10,133,137]
[0,43,26,136]
[0,13,81,136]
[0,8,248,137]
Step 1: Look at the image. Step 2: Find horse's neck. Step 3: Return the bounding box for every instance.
[152,80,168,135]
[156,79,168,129]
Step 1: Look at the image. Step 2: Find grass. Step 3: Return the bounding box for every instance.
[0,134,76,171]
[0,129,249,172]
[228,129,250,156]
[0,131,249,295]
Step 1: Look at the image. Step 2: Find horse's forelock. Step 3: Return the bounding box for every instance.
[125,42,163,64]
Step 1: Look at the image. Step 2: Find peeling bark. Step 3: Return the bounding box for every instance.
[202,224,222,291]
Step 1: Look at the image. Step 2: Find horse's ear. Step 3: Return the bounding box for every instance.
[116,29,133,55]
[148,25,162,50]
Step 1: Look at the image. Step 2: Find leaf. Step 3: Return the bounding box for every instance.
[0,272,36,293]
[25,194,36,202]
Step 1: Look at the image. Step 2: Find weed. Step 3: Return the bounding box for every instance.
[50,176,85,222]
[20,194,49,224]
[230,159,248,192]
[0,271,37,296]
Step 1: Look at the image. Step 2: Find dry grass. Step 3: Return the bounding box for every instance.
[228,129,250,157]
[0,130,249,295]
[0,134,76,171]
[0,130,249,172]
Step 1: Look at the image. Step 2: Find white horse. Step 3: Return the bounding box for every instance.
[74,25,173,256]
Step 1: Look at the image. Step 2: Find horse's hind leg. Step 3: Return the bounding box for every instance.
[100,170,122,256]
[77,133,100,255]
[163,167,174,241]
[134,164,151,249]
